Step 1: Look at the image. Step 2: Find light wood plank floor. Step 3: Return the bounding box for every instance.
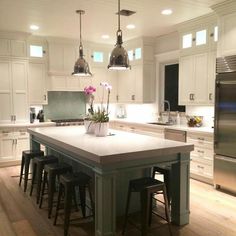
[0,165,236,236]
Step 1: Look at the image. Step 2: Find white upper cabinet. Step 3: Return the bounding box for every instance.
[28,62,47,105]
[117,37,155,103]
[212,1,236,57]
[179,52,216,106]
[0,59,28,123]
[178,13,218,55]
[0,39,27,58]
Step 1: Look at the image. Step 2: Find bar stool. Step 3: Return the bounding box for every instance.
[152,165,171,206]
[39,162,73,218]
[30,155,58,204]
[122,177,171,236]
[54,172,94,236]
[19,150,44,192]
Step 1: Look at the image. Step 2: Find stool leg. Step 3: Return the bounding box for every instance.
[64,185,73,236]
[48,171,56,218]
[140,189,149,236]
[39,171,48,208]
[163,185,171,223]
[54,183,63,226]
[148,193,153,226]
[164,172,171,206]
[79,185,86,217]
[36,164,44,204]
[19,154,25,186]
[24,156,31,192]
[122,186,132,235]
[88,183,95,218]
[30,162,37,196]
[72,187,78,212]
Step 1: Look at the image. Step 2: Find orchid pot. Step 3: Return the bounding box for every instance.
[94,122,109,137]
[84,119,96,134]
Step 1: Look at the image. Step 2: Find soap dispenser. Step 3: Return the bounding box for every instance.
[176,112,180,125]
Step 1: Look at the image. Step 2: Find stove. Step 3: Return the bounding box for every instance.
[51,119,84,126]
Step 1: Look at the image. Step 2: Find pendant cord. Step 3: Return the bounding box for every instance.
[118,0,120,31]
[79,12,82,47]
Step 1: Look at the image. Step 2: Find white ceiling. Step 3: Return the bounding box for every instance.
[0,0,225,44]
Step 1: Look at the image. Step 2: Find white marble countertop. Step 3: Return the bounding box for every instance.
[28,126,194,164]
[111,118,214,135]
[0,122,56,128]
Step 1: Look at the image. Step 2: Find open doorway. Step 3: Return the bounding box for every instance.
[164,64,185,112]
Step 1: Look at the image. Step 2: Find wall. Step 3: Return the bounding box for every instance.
[43,91,86,120]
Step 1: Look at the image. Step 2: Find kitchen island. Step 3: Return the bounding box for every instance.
[28,126,194,236]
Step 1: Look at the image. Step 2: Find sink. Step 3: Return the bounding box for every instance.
[147,122,174,126]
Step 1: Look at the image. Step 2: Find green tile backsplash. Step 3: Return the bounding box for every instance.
[43,91,86,120]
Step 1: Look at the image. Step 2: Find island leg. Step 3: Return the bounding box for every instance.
[95,172,116,236]
[30,134,40,151]
[171,152,190,225]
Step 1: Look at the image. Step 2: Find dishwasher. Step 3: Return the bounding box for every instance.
[164,128,186,142]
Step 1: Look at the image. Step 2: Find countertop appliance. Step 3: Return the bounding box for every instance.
[214,55,236,194]
[51,119,84,126]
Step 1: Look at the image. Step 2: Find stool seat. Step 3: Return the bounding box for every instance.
[60,172,91,185]
[54,172,94,236]
[39,162,73,218]
[122,177,171,236]
[130,177,163,192]
[30,155,58,204]
[19,150,44,192]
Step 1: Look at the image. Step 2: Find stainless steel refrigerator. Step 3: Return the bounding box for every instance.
[214,56,236,194]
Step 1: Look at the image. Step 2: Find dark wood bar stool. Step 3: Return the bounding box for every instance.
[122,177,171,236]
[19,150,44,192]
[39,162,73,218]
[30,155,58,204]
[54,172,94,236]
[152,165,171,206]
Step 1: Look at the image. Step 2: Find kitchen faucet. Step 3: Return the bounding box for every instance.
[163,100,172,123]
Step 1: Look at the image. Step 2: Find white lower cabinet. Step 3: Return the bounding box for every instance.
[112,121,213,183]
[187,132,214,183]
[0,128,29,166]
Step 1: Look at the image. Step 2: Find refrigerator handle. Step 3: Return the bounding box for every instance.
[214,80,220,148]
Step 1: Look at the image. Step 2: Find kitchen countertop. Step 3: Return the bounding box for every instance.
[111,118,214,135]
[0,122,56,128]
[28,126,194,164]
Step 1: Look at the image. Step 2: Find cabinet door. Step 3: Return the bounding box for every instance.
[49,43,64,73]
[207,51,216,104]
[0,39,11,56]
[218,13,236,57]
[63,44,77,74]
[28,62,47,104]
[194,53,208,104]
[179,55,194,105]
[11,60,28,122]
[0,60,13,122]
[134,65,143,102]
[49,75,67,91]
[11,40,27,57]
[117,69,135,103]
[0,132,14,160]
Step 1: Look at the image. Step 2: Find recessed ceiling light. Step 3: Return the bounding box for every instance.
[30,25,39,30]
[101,35,110,39]
[126,24,136,29]
[161,9,173,15]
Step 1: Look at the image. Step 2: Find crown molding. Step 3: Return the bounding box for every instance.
[211,0,236,16]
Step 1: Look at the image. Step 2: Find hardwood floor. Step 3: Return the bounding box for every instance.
[0,165,236,236]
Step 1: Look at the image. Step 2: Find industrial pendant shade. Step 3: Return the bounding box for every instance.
[72,10,92,76]
[108,0,131,70]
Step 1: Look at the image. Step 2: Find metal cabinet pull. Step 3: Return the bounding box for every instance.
[116,95,119,102]
[44,95,47,101]
[131,95,135,101]
[197,165,204,169]
[189,94,192,101]
[197,150,205,154]
[192,94,195,101]
[209,93,212,101]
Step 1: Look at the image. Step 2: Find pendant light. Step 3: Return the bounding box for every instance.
[108,0,131,70]
[72,10,92,76]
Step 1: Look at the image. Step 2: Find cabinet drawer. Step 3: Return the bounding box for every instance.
[15,129,29,138]
[0,130,14,138]
[187,133,213,149]
[191,147,213,161]
[191,154,213,166]
[191,160,213,178]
